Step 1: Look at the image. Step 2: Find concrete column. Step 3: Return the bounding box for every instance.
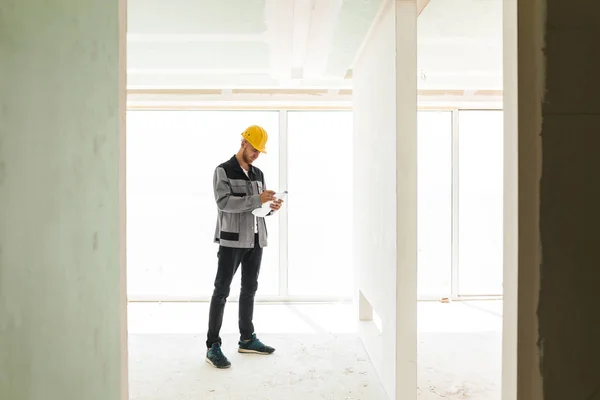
[0,1,128,399]
[504,0,600,399]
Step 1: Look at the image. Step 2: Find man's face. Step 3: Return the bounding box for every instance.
[242,140,261,164]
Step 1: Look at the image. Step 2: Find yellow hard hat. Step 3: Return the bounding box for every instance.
[241,125,268,153]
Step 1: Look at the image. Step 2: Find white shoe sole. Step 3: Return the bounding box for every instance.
[238,348,274,355]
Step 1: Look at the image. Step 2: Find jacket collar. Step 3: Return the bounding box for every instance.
[230,155,253,180]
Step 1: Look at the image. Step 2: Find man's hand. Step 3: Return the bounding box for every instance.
[260,190,276,204]
[270,199,284,211]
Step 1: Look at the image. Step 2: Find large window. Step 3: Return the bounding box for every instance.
[457,110,504,295]
[286,111,354,297]
[126,108,503,301]
[126,111,279,298]
[416,109,504,299]
[417,111,453,298]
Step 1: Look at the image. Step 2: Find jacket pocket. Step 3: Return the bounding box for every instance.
[220,231,240,241]
[230,179,249,196]
[220,212,240,241]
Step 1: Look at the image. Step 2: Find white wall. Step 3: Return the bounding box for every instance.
[502,0,519,397]
[0,1,128,399]
[352,1,417,398]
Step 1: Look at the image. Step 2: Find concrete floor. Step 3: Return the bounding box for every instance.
[128,301,502,400]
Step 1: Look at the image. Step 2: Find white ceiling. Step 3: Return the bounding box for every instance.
[127,0,502,91]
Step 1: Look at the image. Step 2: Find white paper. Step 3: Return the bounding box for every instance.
[252,191,287,217]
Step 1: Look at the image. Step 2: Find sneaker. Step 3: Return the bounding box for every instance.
[238,334,275,355]
[206,343,231,369]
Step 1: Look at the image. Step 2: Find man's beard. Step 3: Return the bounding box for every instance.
[243,153,254,164]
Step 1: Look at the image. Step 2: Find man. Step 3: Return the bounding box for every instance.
[205,125,283,369]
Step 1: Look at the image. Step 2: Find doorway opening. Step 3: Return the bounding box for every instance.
[124,0,504,399]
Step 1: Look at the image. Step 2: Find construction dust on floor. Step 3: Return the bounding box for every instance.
[129,333,388,400]
[128,302,501,400]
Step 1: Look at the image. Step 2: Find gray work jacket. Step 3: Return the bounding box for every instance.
[213,155,273,248]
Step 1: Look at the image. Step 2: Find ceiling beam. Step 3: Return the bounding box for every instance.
[264,0,295,81]
[291,0,314,75]
[126,74,353,90]
[127,88,503,97]
[303,0,344,79]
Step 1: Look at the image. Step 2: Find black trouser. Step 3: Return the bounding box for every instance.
[206,234,262,348]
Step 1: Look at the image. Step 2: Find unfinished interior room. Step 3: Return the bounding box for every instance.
[1,0,599,400]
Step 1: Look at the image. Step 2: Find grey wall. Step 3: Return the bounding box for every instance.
[538,0,600,398]
[0,1,125,399]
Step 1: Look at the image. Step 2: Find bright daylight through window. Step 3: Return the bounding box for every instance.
[287,111,354,297]
[126,109,503,301]
[126,111,279,299]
